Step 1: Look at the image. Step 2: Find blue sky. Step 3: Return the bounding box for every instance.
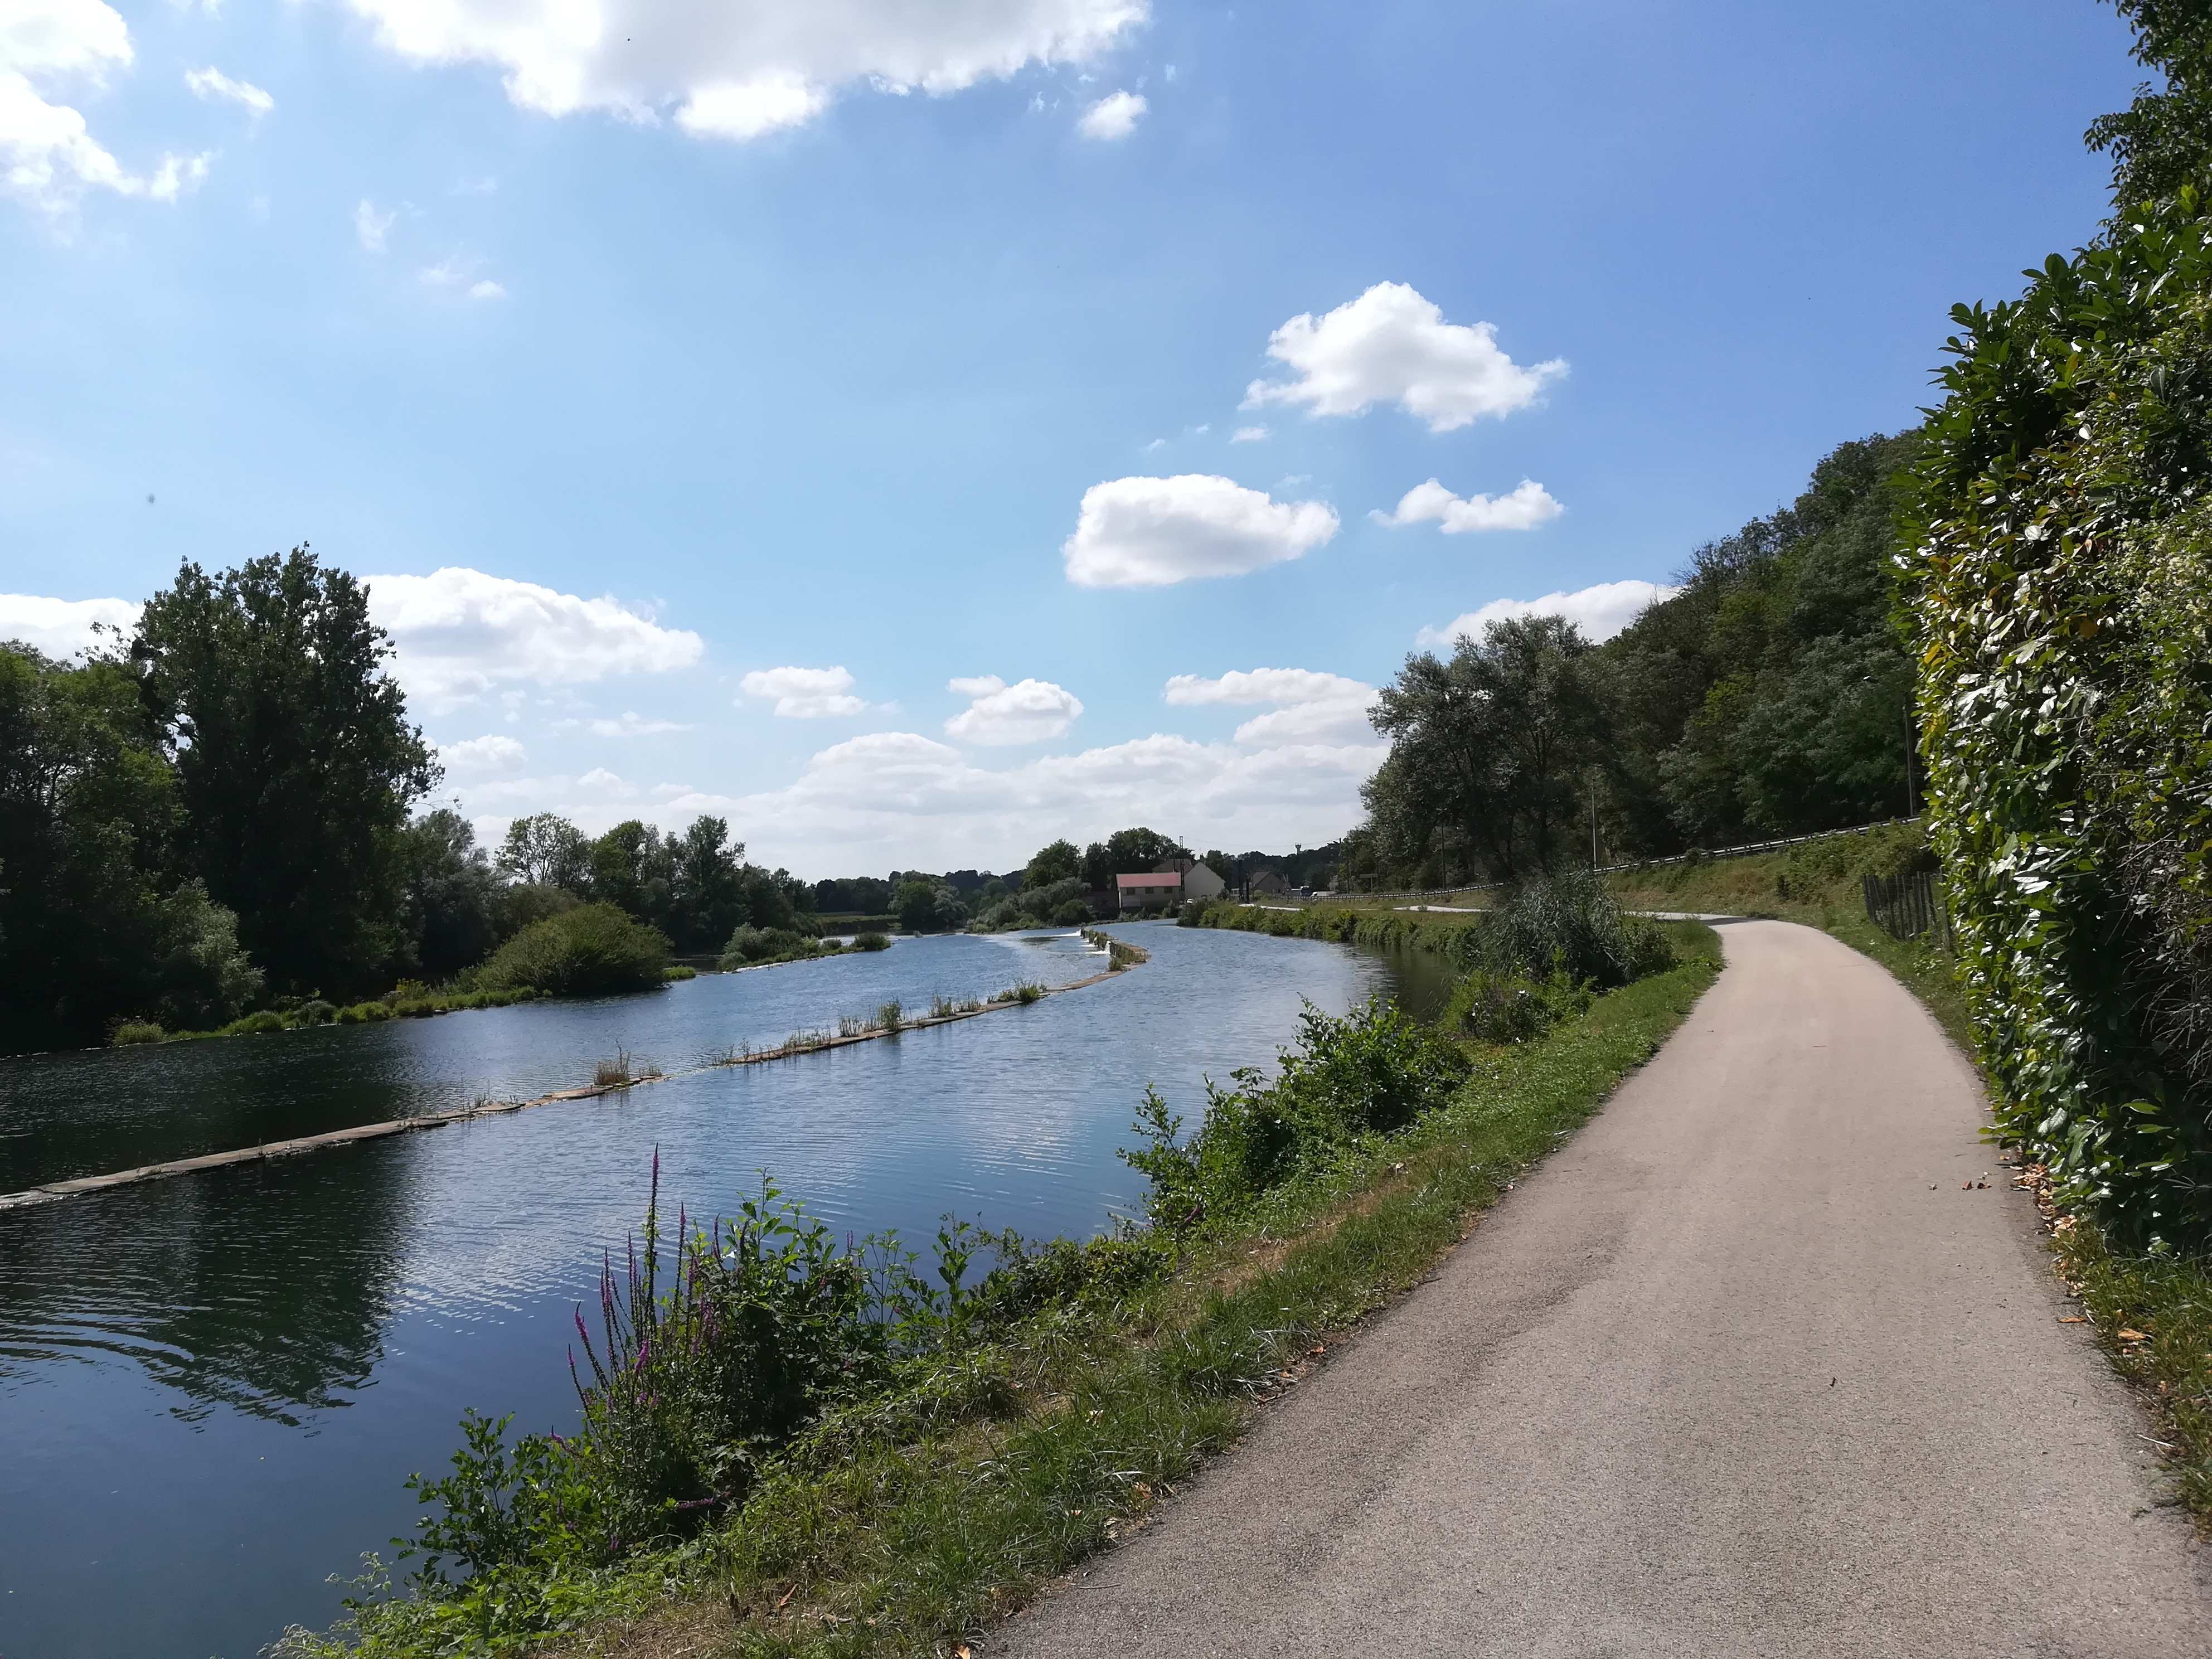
[1,0,2141,877]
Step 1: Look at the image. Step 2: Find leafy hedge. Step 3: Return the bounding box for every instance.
[1910,187,2212,1243]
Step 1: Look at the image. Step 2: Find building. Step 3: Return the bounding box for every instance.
[1156,857,1226,901]
[1116,871,1184,912]
[1248,869,1292,898]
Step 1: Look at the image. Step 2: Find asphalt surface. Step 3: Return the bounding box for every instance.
[996,920,2211,1658]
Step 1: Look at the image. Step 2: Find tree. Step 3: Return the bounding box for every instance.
[892,877,963,934]
[1103,826,1182,872]
[1365,615,1610,883]
[1080,841,1113,890]
[0,644,260,1046]
[2087,1,2212,210]
[133,547,436,998]
[1023,838,1082,890]
[669,816,746,950]
[397,809,503,981]
[499,813,595,891]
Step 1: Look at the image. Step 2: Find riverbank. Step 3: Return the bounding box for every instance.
[0,948,1138,1214]
[276,923,1720,1659]
[1185,899,1488,961]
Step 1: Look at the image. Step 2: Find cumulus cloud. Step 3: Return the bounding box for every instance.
[1415,579,1681,651]
[3,0,211,211]
[578,766,637,797]
[1063,474,1339,588]
[1230,425,1267,444]
[365,567,705,709]
[436,733,527,776]
[354,197,395,251]
[1163,666,1377,746]
[1076,88,1144,139]
[1372,477,1563,533]
[184,66,272,117]
[738,664,866,719]
[0,591,138,657]
[343,0,1147,141]
[1243,282,1565,432]
[944,675,1083,745]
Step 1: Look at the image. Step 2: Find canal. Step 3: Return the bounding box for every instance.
[0,923,1447,1658]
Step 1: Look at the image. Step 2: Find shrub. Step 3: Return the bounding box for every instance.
[852,931,892,952]
[225,1008,287,1036]
[1479,871,1674,990]
[336,1000,391,1025]
[111,1019,164,1046]
[1122,996,1468,1230]
[1051,899,1093,926]
[1443,969,1592,1045]
[876,999,903,1033]
[294,999,337,1026]
[479,903,671,997]
[719,925,819,968]
[663,965,698,981]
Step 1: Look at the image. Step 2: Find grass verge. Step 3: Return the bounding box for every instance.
[279,926,1721,1659]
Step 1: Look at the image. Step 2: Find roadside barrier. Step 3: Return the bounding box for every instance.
[1863,869,1952,949]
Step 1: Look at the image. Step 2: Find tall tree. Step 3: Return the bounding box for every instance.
[134,548,436,997]
[1023,838,1082,890]
[2087,0,2212,208]
[498,813,595,891]
[1365,615,1610,882]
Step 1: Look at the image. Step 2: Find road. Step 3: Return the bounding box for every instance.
[996,920,2211,1658]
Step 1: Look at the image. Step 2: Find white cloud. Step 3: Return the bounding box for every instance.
[578,766,636,797]
[1243,282,1565,433]
[1230,425,1267,443]
[436,733,526,776]
[1076,88,1144,139]
[1163,666,1377,746]
[556,710,692,738]
[467,278,505,300]
[184,66,272,117]
[2,0,210,212]
[1063,474,1338,588]
[366,567,705,709]
[343,0,1148,142]
[1415,579,1682,651]
[354,197,394,251]
[1372,477,1563,533]
[712,728,1385,875]
[738,664,866,719]
[944,675,1083,745]
[0,591,138,657]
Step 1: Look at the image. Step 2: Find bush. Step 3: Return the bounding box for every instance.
[150,881,264,1032]
[478,903,671,997]
[719,925,818,968]
[1123,996,1468,1230]
[111,1019,164,1046]
[663,964,698,981]
[852,931,891,952]
[1479,871,1675,990]
[1443,969,1592,1045]
[336,1000,391,1025]
[226,1009,287,1036]
[1051,899,1093,926]
[876,999,903,1033]
[294,999,337,1026]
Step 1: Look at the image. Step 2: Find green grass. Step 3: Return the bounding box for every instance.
[280,927,1720,1659]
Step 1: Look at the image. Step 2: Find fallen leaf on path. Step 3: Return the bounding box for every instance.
[2059,1316,2087,1324]
[2119,1328,2151,1342]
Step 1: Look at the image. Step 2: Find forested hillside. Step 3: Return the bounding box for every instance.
[1344,432,1921,889]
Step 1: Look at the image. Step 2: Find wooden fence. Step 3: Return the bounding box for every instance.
[1862,869,1951,949]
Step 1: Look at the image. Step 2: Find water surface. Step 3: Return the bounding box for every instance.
[0,925,1422,1658]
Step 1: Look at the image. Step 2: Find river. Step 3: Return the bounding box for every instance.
[0,923,1449,1658]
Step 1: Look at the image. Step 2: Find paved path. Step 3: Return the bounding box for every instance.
[997,920,2211,1658]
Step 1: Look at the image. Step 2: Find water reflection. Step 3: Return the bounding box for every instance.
[0,925,1420,1659]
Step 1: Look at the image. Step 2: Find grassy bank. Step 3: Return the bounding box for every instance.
[278,926,1720,1659]
[1187,899,1489,961]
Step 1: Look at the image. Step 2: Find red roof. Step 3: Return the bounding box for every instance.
[1117,872,1181,888]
